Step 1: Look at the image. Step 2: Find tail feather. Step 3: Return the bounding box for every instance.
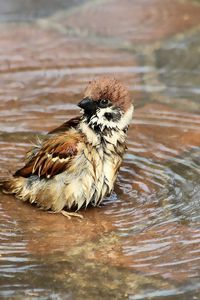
[0,177,14,194]
[0,177,24,195]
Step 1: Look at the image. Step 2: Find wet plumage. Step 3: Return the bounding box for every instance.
[1,77,134,218]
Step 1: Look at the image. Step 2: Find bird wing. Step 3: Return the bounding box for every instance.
[14,132,84,179]
[48,116,81,134]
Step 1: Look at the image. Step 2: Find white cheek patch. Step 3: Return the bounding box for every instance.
[96,107,117,129]
[89,105,134,130]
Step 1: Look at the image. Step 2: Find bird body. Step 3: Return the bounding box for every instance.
[1,77,133,217]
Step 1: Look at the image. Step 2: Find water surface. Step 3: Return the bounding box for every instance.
[0,1,200,299]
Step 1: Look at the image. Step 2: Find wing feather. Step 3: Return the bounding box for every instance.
[14,132,83,179]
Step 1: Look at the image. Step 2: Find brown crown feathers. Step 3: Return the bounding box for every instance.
[84,77,132,111]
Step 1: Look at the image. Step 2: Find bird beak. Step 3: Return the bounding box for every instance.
[78,97,97,112]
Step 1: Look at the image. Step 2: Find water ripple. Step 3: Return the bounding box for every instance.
[103,108,200,281]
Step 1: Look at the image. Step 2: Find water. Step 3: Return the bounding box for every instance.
[0,1,200,299]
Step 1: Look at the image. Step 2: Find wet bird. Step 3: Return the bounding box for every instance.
[1,77,134,218]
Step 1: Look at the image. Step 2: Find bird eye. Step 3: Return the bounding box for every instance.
[99,99,109,108]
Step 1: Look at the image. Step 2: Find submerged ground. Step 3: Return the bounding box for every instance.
[0,0,200,299]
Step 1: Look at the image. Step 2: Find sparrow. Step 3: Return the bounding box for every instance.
[1,76,134,219]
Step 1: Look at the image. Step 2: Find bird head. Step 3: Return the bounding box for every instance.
[78,77,134,132]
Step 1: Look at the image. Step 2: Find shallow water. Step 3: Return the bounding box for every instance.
[1,1,200,299]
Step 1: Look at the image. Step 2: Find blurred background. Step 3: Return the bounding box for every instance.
[0,1,200,299]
